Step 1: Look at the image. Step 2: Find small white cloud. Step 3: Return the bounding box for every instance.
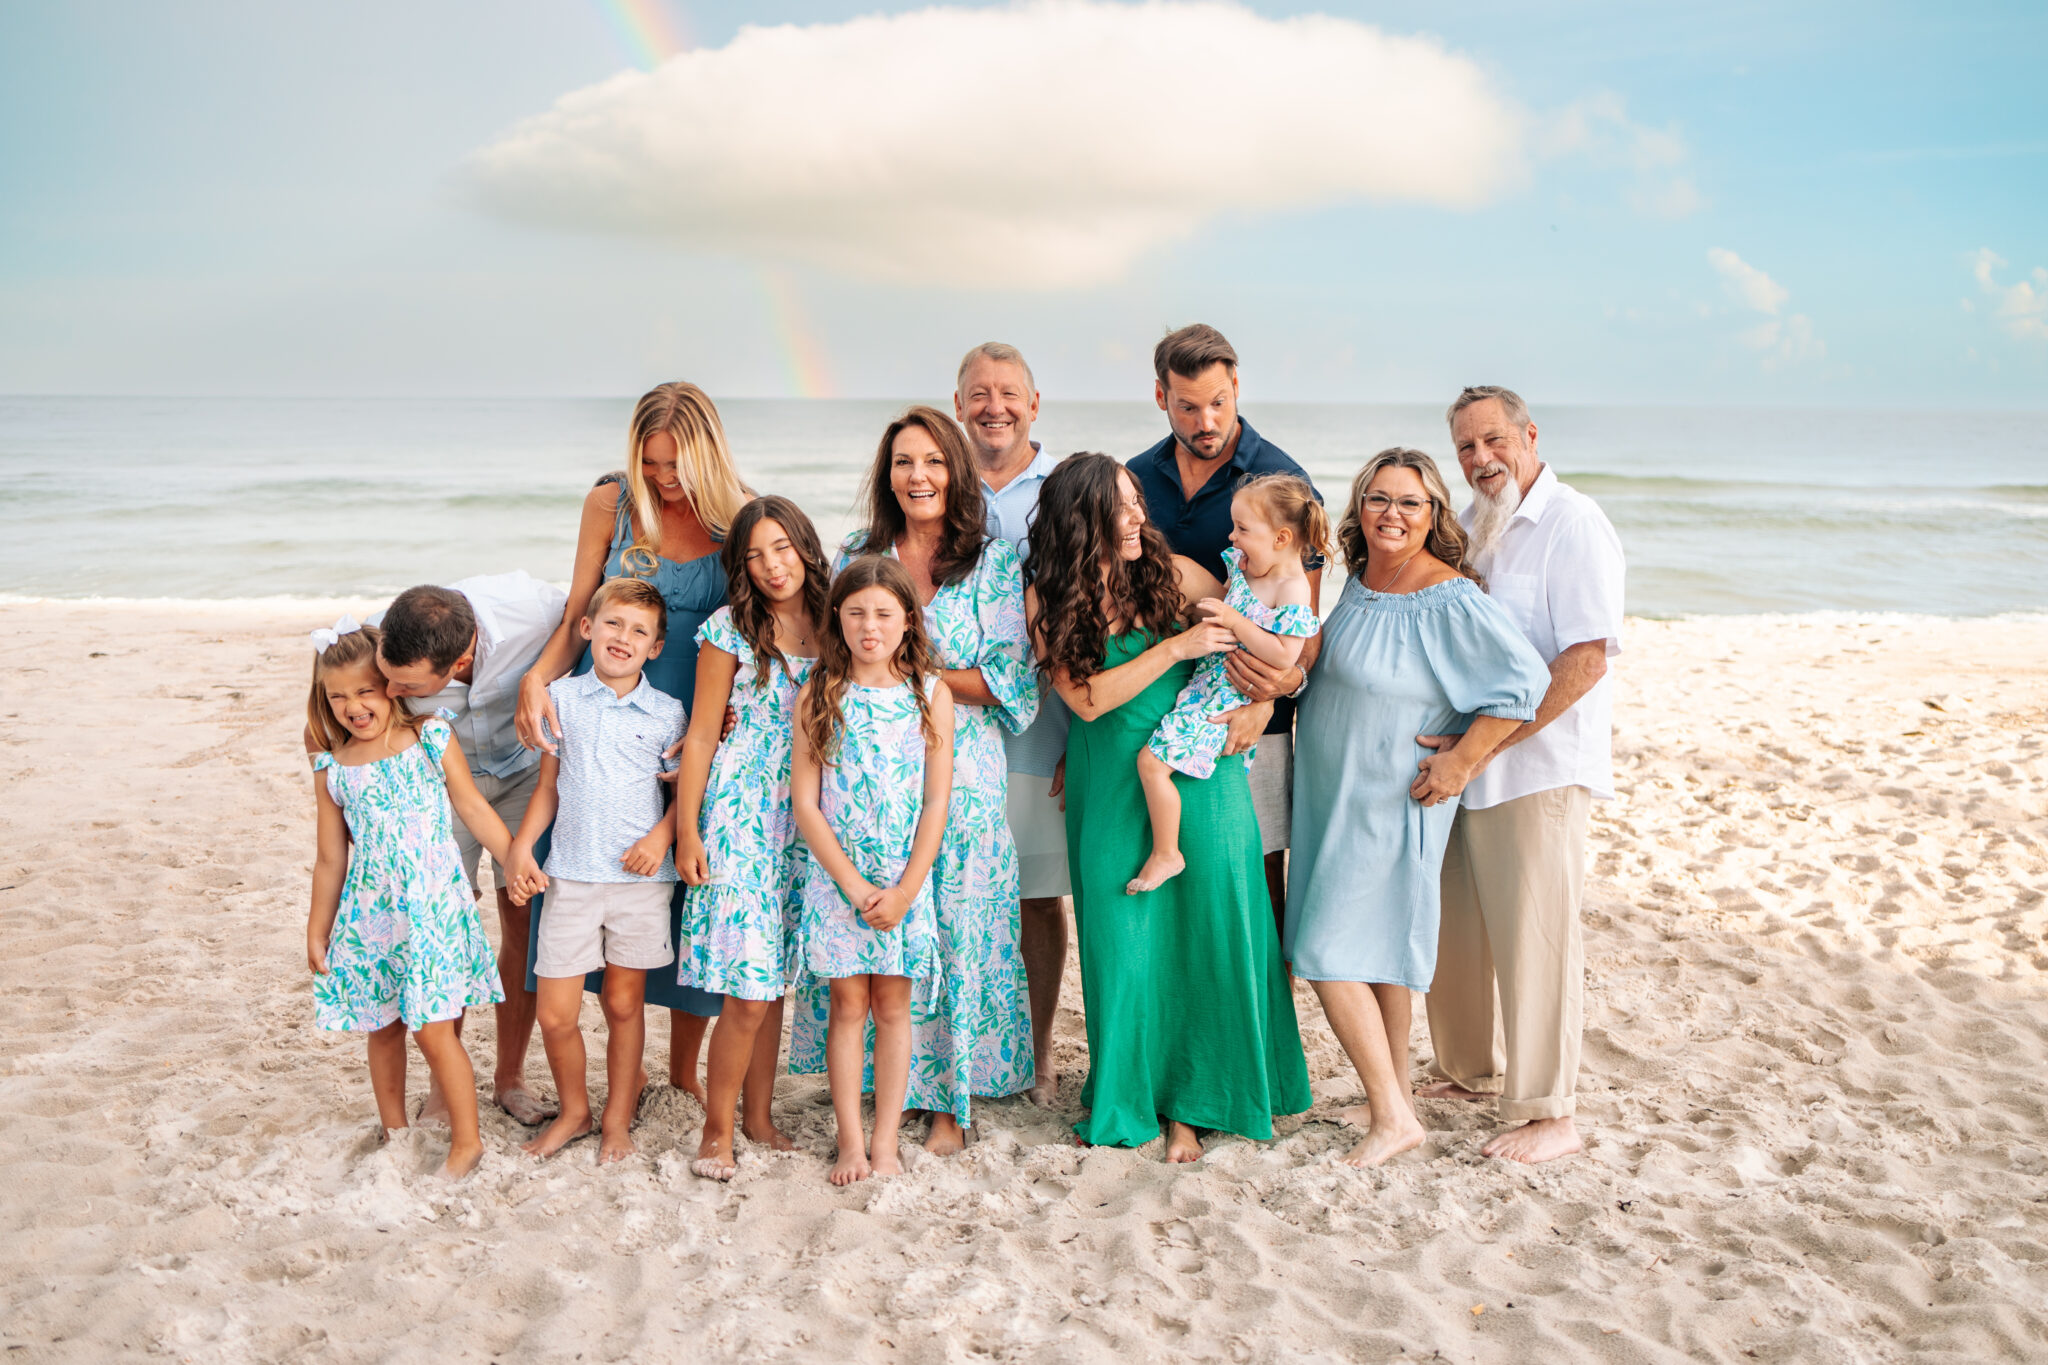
[1542,92,1702,218]
[465,1,1524,289]
[1972,248,2048,340]
[1709,249,1821,367]
[1709,247,1789,315]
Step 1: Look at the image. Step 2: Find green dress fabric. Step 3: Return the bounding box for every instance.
[1063,631,1313,1147]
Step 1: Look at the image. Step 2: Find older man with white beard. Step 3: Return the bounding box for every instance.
[1416,385,1625,1164]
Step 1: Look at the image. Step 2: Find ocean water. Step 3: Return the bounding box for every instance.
[2,396,2044,616]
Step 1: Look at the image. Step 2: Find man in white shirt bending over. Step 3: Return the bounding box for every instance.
[371,571,567,1127]
[1417,386,1625,1164]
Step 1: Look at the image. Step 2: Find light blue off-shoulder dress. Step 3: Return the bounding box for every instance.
[1286,574,1549,990]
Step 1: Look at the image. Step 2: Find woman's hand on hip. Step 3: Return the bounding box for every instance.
[515,673,561,754]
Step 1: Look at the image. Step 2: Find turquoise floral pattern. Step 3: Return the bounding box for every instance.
[793,678,939,980]
[678,608,815,1001]
[312,719,504,1031]
[1148,547,1321,779]
[789,537,1037,1123]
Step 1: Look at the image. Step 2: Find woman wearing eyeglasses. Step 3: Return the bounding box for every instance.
[1286,447,1549,1167]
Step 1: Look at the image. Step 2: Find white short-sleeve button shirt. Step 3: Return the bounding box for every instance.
[1459,465,1626,811]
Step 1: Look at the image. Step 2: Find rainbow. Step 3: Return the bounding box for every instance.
[756,268,838,399]
[596,0,691,69]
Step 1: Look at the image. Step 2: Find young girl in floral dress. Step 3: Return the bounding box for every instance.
[673,496,831,1181]
[790,556,954,1186]
[305,620,534,1180]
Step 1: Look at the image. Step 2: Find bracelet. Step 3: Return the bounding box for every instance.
[1286,665,1309,698]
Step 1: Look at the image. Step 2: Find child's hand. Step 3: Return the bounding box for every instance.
[861,884,912,933]
[676,831,710,885]
[1195,596,1240,628]
[505,847,545,904]
[838,876,883,917]
[307,934,330,976]
[621,828,670,877]
[513,866,548,904]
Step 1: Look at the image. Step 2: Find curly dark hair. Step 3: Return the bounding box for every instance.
[720,495,831,686]
[799,554,940,764]
[850,406,989,586]
[1023,453,1187,697]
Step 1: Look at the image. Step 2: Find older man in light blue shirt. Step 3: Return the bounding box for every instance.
[955,341,1070,1106]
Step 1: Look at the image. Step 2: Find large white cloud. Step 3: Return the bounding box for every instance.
[465,1,1524,288]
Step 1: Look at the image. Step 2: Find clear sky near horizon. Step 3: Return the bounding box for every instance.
[2,2,2043,406]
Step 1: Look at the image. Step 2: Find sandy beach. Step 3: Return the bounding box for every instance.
[3,599,2046,1363]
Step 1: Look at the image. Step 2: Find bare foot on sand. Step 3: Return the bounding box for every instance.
[1340,1097,1421,1128]
[1340,1113,1426,1168]
[692,1130,738,1181]
[597,1071,648,1164]
[598,1127,637,1164]
[870,1142,903,1177]
[416,1088,450,1129]
[1481,1116,1582,1164]
[741,1117,796,1152]
[1417,1080,1490,1102]
[521,1109,593,1158]
[439,1142,483,1181]
[670,1068,707,1108]
[1125,851,1185,895]
[1027,1071,1059,1107]
[1164,1122,1203,1164]
[924,1113,966,1156]
[494,1086,556,1127]
[830,1142,872,1186]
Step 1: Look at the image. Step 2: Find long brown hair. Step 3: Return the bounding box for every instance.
[619,382,753,574]
[798,555,939,763]
[1335,448,1478,584]
[720,495,830,686]
[306,625,425,753]
[851,406,988,587]
[1023,453,1187,695]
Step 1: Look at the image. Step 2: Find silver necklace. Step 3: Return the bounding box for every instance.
[1368,549,1422,595]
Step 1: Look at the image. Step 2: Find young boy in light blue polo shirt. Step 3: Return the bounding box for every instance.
[505,576,684,1164]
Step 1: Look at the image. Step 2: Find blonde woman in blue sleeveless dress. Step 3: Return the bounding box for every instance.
[514,382,753,1108]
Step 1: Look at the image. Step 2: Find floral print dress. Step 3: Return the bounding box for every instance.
[677,608,816,1001]
[793,678,939,980]
[312,718,504,1031]
[1148,547,1321,779]
[790,536,1039,1124]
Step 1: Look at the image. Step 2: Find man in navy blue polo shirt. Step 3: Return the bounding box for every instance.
[1127,323,1322,932]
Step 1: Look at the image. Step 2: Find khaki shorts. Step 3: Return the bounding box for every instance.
[1005,769,1071,900]
[533,878,676,978]
[455,762,542,895]
[1246,730,1292,856]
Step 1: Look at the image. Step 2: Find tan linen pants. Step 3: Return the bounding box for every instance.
[1425,784,1590,1122]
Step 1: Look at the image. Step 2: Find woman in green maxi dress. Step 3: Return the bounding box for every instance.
[1024,454,1311,1158]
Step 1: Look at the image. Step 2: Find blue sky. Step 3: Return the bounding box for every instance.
[2,2,2043,405]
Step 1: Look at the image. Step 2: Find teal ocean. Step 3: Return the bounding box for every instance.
[3,396,2043,615]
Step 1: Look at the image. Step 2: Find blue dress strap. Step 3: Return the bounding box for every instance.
[310,751,335,772]
[596,471,633,553]
[416,716,453,774]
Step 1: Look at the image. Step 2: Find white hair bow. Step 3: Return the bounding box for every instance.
[309,614,363,653]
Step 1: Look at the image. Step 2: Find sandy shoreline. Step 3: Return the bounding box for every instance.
[3,601,2046,1362]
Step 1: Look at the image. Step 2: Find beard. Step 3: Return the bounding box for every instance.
[1466,464,1523,575]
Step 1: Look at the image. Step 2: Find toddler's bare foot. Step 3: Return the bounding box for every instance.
[598,1125,637,1164]
[1125,851,1185,895]
[520,1110,593,1158]
[416,1087,451,1129]
[439,1143,483,1181]
[1340,1115,1426,1168]
[829,1144,872,1186]
[923,1113,966,1157]
[494,1086,556,1127]
[741,1117,796,1152]
[1026,1071,1058,1107]
[692,1130,738,1181]
[870,1142,903,1177]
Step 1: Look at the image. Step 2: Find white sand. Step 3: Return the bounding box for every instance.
[3,601,2046,1362]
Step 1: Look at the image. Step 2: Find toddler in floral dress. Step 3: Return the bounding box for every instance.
[305,620,532,1181]
[790,555,954,1186]
[1128,474,1327,894]
[672,496,830,1180]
